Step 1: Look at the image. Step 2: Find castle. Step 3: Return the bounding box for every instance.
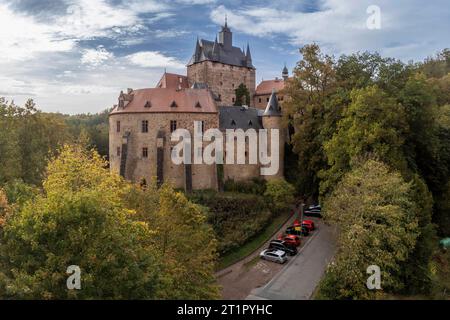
[109,21,290,191]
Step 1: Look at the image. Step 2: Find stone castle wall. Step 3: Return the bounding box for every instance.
[109,112,219,190]
[187,61,256,107]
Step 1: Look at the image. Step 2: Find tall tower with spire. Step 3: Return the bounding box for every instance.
[187,17,256,106]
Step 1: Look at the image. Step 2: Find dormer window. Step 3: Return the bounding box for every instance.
[248,120,253,126]
[195,102,202,108]
[144,101,151,108]
[170,101,178,108]
[231,120,236,126]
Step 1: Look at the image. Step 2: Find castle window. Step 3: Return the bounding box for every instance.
[117,146,121,156]
[170,120,177,133]
[142,147,148,158]
[141,120,148,133]
[220,81,223,86]
[259,98,262,103]
[116,121,121,132]
[201,121,206,133]
[232,97,235,103]
[267,97,270,102]
[232,83,235,88]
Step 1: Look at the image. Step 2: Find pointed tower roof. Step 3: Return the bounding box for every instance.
[246,43,252,66]
[263,89,282,116]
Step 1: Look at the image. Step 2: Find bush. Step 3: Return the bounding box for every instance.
[224,178,267,195]
[189,191,272,255]
[264,179,295,212]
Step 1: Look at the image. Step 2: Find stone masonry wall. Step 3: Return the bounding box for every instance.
[187,61,256,107]
[109,112,219,190]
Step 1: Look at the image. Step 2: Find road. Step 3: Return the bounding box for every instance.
[246,221,337,300]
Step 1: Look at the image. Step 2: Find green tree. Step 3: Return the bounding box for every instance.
[0,145,161,299]
[125,183,220,299]
[320,85,409,196]
[264,179,295,212]
[234,83,251,106]
[318,160,419,299]
[283,44,336,198]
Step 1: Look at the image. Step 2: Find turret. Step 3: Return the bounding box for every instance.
[246,43,252,67]
[262,89,284,179]
[282,64,289,81]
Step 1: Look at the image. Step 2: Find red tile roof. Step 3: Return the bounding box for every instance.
[255,78,288,95]
[110,88,218,114]
[156,73,189,90]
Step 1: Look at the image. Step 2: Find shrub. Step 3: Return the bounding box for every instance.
[223,178,267,195]
[189,191,272,254]
[264,179,295,212]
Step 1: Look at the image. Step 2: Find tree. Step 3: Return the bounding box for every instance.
[124,182,219,299]
[0,145,161,299]
[283,44,336,198]
[318,160,419,299]
[320,85,409,196]
[234,83,250,106]
[264,179,295,212]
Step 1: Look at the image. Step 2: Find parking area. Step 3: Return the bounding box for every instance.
[217,208,336,300]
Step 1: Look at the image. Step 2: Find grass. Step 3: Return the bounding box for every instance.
[217,211,292,271]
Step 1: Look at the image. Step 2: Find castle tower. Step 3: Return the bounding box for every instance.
[187,19,256,107]
[282,64,289,81]
[262,89,285,179]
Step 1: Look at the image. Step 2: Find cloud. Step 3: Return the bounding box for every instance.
[81,46,114,67]
[126,51,185,69]
[210,0,450,61]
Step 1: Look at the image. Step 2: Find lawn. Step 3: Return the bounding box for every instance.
[217,211,292,270]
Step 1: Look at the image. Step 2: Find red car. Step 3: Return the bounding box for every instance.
[302,220,315,232]
[282,234,301,247]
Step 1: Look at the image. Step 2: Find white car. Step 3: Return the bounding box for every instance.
[260,249,288,264]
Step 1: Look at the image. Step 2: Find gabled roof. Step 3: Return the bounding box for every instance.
[156,73,189,90]
[188,38,254,69]
[255,78,287,96]
[219,106,262,130]
[110,88,218,114]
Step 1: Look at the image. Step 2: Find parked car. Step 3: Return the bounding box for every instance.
[302,220,315,231]
[260,249,288,264]
[282,234,301,247]
[308,204,321,211]
[304,210,322,218]
[269,240,298,256]
[286,225,309,237]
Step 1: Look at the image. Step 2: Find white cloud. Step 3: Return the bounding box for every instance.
[81,46,114,67]
[0,0,172,61]
[126,51,185,69]
[210,0,450,61]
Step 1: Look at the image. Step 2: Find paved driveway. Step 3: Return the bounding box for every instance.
[247,222,337,300]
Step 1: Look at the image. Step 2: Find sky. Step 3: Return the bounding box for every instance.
[0,0,449,114]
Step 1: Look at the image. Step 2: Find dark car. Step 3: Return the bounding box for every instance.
[308,204,321,211]
[268,240,298,256]
[304,210,322,218]
[286,225,309,237]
